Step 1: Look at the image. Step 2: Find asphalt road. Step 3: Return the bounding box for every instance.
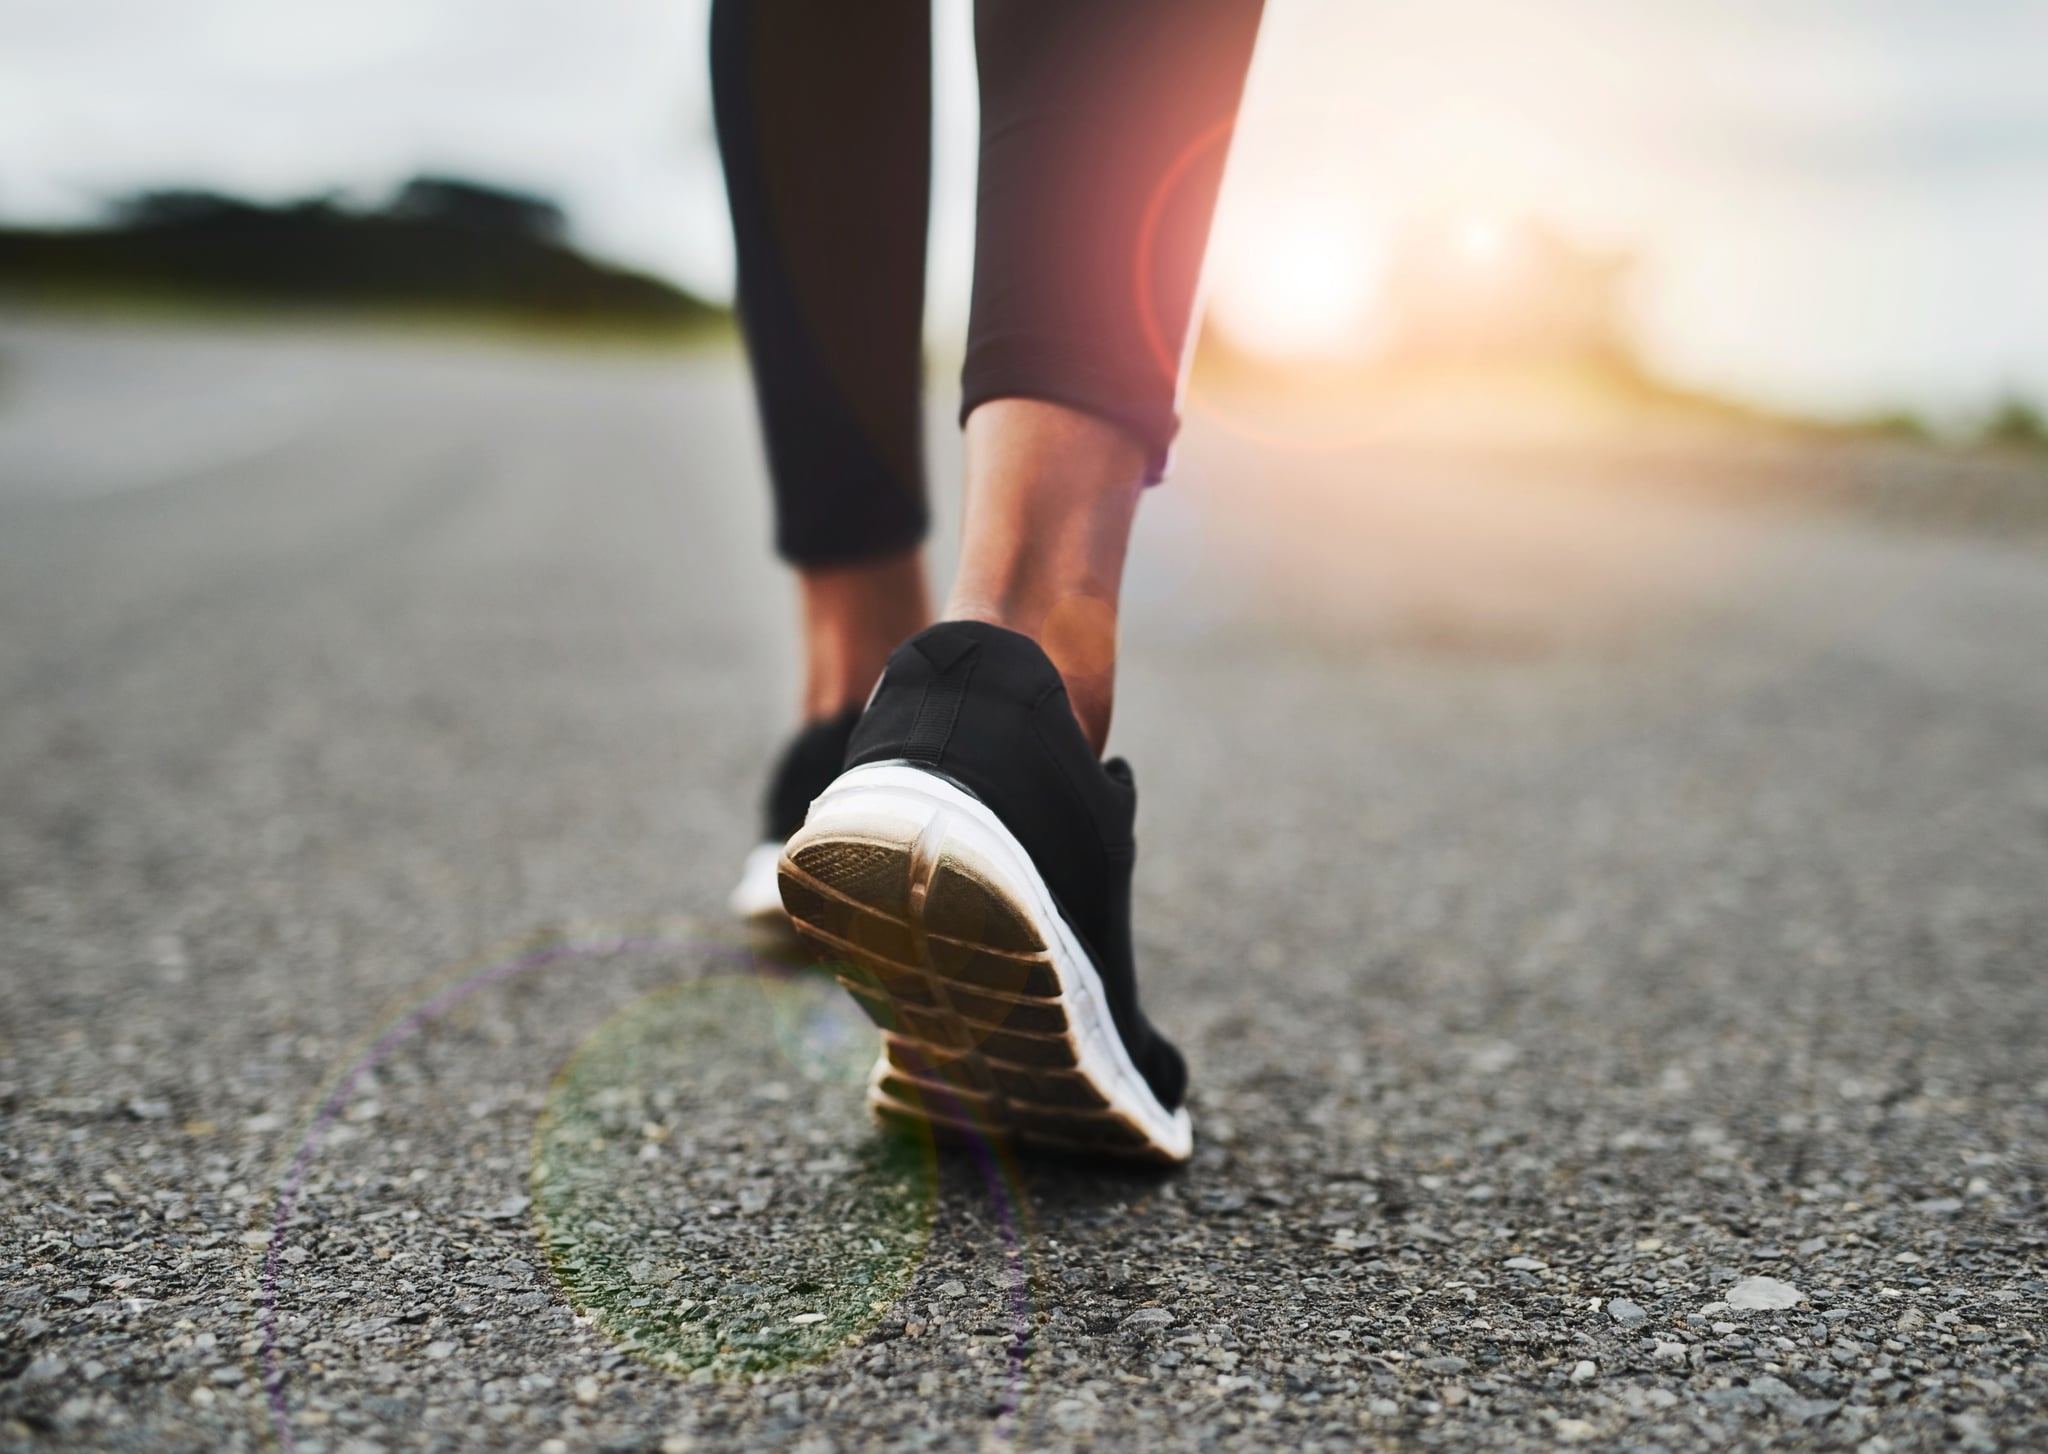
[1,315,2043,1453]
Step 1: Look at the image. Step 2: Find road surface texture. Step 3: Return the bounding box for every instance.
[2,316,2044,1453]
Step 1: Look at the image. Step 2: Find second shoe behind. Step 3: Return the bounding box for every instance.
[777,620,1191,1161]
[729,704,862,929]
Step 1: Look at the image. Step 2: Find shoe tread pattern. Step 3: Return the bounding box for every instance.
[779,834,1163,1160]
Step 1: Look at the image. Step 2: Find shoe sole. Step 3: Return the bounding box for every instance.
[777,762,1192,1164]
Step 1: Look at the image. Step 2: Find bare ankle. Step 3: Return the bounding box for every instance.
[798,548,930,720]
[942,399,1145,754]
[944,593,1118,753]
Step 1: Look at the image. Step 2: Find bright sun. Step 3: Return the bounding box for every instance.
[1206,197,1379,360]
[1454,215,1505,263]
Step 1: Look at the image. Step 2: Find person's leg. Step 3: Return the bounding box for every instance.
[777,0,1264,1161]
[950,0,1265,753]
[796,551,930,722]
[710,0,934,723]
[944,402,1144,754]
[712,0,935,922]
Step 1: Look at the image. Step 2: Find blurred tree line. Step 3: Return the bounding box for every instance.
[0,176,722,330]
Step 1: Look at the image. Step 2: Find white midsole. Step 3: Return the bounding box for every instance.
[789,761,1193,1161]
[728,841,788,922]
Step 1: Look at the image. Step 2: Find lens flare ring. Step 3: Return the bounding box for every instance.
[252,921,1043,1452]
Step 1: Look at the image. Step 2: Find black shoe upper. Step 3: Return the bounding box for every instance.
[844,621,1187,1112]
[764,705,863,843]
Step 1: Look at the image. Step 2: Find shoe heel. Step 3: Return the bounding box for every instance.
[776,764,1191,1162]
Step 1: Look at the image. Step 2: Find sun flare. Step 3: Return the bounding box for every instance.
[1205,197,1380,361]
[1454,215,1505,264]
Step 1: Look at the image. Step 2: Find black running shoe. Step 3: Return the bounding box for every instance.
[729,705,863,928]
[776,621,1191,1162]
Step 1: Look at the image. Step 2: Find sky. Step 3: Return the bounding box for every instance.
[5,0,2046,419]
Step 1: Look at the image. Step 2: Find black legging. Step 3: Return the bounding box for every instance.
[712,0,1264,567]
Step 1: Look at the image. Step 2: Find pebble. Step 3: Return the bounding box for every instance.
[1503,1257,1548,1272]
[1606,1299,1648,1326]
[1121,1309,1175,1329]
[1727,1276,1803,1311]
[1570,1360,1597,1382]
